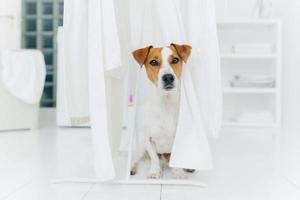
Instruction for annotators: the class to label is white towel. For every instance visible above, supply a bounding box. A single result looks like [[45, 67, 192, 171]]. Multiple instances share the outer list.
[[63, 0, 122, 179], [170, 66, 213, 170], [230, 75, 276, 88], [88, 0, 122, 180], [0, 50, 46, 104], [183, 0, 223, 139], [63, 0, 90, 125], [63, 0, 122, 125]]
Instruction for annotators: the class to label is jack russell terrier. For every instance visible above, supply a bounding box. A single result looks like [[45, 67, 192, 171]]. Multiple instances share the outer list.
[[131, 43, 195, 179]]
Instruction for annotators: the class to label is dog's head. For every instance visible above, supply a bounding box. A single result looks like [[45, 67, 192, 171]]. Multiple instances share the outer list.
[[132, 43, 192, 93]]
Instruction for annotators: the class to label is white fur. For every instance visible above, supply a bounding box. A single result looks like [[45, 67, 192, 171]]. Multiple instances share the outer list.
[[132, 47, 188, 179]]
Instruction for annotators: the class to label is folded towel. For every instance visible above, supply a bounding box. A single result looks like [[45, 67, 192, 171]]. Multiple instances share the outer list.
[[236, 111, 274, 123], [230, 75, 275, 88], [1, 49, 46, 104], [232, 43, 273, 54]]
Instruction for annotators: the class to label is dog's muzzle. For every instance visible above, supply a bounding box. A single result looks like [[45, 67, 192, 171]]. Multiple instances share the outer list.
[[162, 74, 175, 90]]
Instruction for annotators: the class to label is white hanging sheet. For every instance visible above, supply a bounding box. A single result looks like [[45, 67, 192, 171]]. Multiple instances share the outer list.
[[130, 0, 222, 170]]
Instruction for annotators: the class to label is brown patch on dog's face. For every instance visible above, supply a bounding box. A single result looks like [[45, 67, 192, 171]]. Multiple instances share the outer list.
[[168, 46, 184, 79], [132, 45, 153, 66], [143, 47, 163, 84], [170, 43, 192, 63], [132, 46, 163, 84]]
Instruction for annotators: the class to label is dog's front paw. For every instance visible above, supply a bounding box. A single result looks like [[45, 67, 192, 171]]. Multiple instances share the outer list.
[[172, 168, 188, 179], [147, 167, 161, 179], [147, 172, 161, 179], [130, 168, 137, 176], [130, 163, 137, 176], [183, 168, 196, 173]]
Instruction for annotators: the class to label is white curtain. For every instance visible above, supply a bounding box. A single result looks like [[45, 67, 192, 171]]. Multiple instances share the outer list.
[[63, 0, 90, 125], [64, 0, 122, 180], [130, 0, 221, 170]]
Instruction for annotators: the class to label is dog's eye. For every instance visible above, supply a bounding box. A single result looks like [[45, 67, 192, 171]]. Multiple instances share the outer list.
[[149, 60, 158, 66], [171, 57, 179, 64]]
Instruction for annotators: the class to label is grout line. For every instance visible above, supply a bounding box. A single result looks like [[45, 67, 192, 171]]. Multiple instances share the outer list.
[[0, 179, 32, 200], [159, 184, 163, 200], [281, 175, 300, 190], [80, 183, 96, 200]]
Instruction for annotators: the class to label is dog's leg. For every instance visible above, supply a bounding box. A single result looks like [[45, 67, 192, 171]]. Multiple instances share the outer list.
[[130, 144, 145, 176], [130, 162, 138, 176], [160, 153, 170, 169], [183, 169, 196, 173], [172, 168, 188, 179], [146, 138, 161, 179]]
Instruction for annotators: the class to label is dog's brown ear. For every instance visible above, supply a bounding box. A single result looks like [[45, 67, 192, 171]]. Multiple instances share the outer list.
[[171, 43, 192, 63], [132, 45, 153, 67]]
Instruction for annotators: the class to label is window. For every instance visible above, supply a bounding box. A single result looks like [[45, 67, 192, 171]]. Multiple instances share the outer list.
[[22, 0, 64, 107]]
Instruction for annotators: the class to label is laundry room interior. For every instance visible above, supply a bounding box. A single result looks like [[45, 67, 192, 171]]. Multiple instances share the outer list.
[[1, 0, 300, 199]]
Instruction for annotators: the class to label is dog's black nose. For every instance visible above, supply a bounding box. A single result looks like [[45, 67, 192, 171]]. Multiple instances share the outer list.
[[162, 74, 175, 84]]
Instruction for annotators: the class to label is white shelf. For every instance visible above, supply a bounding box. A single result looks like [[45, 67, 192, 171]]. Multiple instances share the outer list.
[[223, 88, 277, 94], [221, 53, 278, 60], [217, 19, 281, 28], [222, 122, 279, 128]]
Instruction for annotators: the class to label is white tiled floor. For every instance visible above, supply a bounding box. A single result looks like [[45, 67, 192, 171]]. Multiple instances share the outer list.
[[1, 108, 300, 200]]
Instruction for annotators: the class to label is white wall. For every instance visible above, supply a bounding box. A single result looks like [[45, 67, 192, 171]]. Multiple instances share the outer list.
[[0, 0, 21, 49], [215, 0, 259, 20], [272, 0, 300, 133], [215, 0, 300, 133]]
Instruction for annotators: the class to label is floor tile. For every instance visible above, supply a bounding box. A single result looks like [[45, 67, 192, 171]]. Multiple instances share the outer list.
[[84, 184, 161, 200], [52, 183, 95, 200], [2, 108, 300, 200]]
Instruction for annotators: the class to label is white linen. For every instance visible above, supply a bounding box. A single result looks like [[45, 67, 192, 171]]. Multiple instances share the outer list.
[[1, 50, 46, 104], [63, 0, 90, 125], [64, 0, 122, 180], [230, 75, 275, 88], [56, 27, 89, 126], [183, 0, 223, 139], [89, 0, 122, 180], [63, 0, 122, 126]]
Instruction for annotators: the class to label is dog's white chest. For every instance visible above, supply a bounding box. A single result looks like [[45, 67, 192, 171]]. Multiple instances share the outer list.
[[144, 94, 179, 154]]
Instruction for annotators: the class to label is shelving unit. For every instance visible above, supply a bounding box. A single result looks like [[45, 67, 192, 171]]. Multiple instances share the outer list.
[[217, 20, 282, 129]]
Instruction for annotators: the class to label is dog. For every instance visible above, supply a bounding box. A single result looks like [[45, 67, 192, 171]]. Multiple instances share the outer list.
[[131, 43, 194, 179]]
